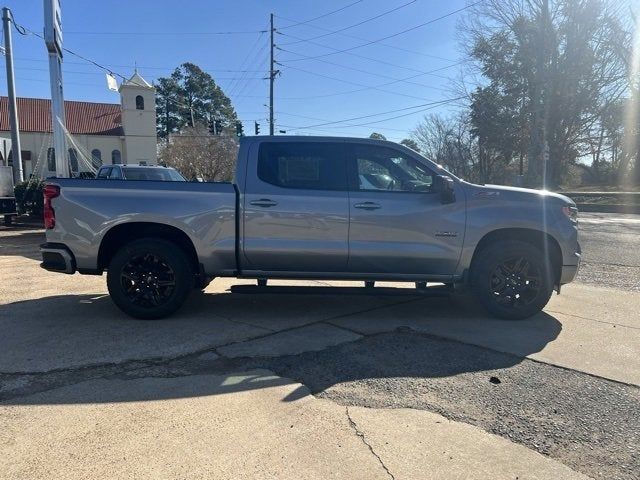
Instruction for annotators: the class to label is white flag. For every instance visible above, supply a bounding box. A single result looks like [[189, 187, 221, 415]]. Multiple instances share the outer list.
[[106, 73, 118, 91]]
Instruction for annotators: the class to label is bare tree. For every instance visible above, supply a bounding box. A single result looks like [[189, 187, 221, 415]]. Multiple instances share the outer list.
[[412, 113, 482, 182], [158, 126, 238, 181]]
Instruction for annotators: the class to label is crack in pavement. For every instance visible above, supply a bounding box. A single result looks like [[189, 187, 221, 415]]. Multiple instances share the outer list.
[[345, 406, 395, 480], [545, 308, 640, 331]]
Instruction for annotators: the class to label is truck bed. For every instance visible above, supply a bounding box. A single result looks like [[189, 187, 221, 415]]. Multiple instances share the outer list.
[[45, 178, 238, 274]]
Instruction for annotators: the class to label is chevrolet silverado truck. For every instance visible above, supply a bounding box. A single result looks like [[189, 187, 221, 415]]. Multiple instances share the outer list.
[[40, 136, 580, 320]]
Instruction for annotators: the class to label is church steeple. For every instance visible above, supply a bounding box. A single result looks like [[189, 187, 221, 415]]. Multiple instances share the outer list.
[[120, 70, 153, 89], [119, 71, 156, 164]]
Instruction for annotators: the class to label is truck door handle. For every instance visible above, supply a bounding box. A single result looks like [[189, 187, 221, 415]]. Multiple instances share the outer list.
[[354, 202, 381, 210], [250, 199, 278, 207]]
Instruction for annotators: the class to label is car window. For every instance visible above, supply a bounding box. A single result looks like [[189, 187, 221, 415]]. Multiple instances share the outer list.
[[108, 167, 122, 179], [97, 167, 111, 179], [258, 142, 347, 191], [351, 145, 434, 193], [122, 168, 185, 181]]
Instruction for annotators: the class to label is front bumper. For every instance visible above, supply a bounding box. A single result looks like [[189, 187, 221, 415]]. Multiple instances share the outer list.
[[40, 243, 76, 274], [560, 242, 581, 285]]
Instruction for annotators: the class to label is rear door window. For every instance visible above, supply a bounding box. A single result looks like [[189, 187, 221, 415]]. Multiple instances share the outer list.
[[257, 142, 347, 191]]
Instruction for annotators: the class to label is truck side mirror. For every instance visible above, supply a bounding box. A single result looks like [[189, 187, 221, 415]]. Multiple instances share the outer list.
[[434, 175, 456, 204]]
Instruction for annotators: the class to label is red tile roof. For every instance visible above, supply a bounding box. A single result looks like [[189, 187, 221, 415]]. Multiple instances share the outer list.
[[0, 96, 123, 136]]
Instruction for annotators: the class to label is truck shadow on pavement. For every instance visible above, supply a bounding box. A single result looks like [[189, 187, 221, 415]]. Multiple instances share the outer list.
[[0, 288, 562, 405]]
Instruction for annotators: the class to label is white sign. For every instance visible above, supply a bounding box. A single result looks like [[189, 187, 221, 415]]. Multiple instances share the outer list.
[[106, 73, 118, 91], [44, 0, 63, 55]]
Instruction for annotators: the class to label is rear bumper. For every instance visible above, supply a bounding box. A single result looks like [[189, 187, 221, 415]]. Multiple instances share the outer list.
[[40, 243, 76, 274]]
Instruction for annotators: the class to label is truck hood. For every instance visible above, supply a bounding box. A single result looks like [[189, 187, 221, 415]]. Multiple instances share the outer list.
[[467, 183, 575, 206]]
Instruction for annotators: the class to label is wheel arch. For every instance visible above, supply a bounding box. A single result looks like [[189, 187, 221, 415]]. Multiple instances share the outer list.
[[469, 228, 563, 286], [98, 222, 199, 273]]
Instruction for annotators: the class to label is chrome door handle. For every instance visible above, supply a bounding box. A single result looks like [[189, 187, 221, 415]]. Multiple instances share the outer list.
[[354, 202, 381, 210], [250, 199, 278, 207]]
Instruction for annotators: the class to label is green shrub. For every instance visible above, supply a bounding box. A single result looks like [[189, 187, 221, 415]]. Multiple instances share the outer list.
[[14, 180, 44, 216]]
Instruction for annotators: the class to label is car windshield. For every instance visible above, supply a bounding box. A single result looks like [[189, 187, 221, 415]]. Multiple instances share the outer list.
[[123, 168, 185, 181]]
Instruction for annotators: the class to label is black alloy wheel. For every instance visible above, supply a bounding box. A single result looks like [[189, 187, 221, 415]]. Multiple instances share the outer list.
[[120, 252, 176, 308], [471, 240, 554, 320], [489, 256, 542, 308], [107, 239, 194, 319]]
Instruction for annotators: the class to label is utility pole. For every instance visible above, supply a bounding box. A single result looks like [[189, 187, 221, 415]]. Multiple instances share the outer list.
[[2, 8, 24, 183], [269, 13, 275, 135], [165, 98, 170, 142]]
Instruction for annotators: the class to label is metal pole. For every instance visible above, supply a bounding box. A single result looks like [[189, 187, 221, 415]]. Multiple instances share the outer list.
[[2, 8, 24, 183], [269, 13, 274, 136], [165, 98, 170, 142], [48, 51, 69, 177]]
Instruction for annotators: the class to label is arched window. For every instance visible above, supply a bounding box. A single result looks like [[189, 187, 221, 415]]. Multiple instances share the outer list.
[[111, 149, 121, 164], [68, 148, 79, 172], [135, 95, 144, 110], [47, 148, 56, 171], [91, 149, 102, 166]]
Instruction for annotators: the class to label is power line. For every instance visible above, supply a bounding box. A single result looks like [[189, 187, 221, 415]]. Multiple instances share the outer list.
[[278, 63, 435, 101], [277, 0, 365, 29], [278, 47, 461, 85], [278, 31, 463, 78], [286, 96, 466, 129], [275, 13, 452, 62], [63, 29, 267, 36], [279, 0, 417, 46], [280, 2, 481, 61], [226, 28, 268, 98], [12, 65, 265, 80], [12, 56, 264, 73], [278, 62, 459, 101]]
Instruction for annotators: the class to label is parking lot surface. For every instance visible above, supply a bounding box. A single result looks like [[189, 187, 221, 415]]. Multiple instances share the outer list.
[[1, 221, 639, 479]]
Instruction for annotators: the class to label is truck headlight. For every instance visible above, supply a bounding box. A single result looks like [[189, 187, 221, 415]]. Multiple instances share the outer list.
[[562, 205, 578, 223]]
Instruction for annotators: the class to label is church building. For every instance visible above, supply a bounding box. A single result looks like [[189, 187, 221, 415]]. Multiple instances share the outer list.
[[0, 71, 157, 178]]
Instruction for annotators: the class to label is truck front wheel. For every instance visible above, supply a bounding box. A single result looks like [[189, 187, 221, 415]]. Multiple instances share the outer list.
[[107, 239, 194, 319], [470, 241, 554, 320]]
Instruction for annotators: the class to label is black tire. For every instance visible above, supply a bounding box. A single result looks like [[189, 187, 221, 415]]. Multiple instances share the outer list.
[[470, 240, 554, 320], [107, 238, 194, 319]]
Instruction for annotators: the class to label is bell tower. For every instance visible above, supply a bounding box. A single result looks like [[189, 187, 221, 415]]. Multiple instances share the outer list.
[[119, 71, 156, 164]]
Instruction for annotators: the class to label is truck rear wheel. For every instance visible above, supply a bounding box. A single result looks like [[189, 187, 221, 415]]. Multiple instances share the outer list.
[[470, 241, 554, 320], [107, 238, 194, 319]]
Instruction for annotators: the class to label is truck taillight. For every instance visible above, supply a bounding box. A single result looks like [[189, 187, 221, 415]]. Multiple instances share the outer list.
[[43, 184, 60, 229]]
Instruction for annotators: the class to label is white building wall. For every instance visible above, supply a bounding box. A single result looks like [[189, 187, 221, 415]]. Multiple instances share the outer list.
[[0, 131, 124, 178]]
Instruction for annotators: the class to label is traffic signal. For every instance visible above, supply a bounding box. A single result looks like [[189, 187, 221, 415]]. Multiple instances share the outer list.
[[254, 121, 260, 135], [236, 121, 244, 137], [208, 118, 223, 135]]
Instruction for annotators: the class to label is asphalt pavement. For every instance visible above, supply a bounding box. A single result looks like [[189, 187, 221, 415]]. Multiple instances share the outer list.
[[577, 212, 640, 291]]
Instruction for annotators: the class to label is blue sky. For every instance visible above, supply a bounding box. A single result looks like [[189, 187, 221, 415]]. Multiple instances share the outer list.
[[1, 0, 471, 141]]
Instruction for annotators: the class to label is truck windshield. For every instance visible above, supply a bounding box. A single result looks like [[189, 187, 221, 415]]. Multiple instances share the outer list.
[[123, 168, 186, 181]]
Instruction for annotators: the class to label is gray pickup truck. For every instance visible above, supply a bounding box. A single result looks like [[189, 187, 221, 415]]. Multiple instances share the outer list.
[[41, 136, 580, 320]]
